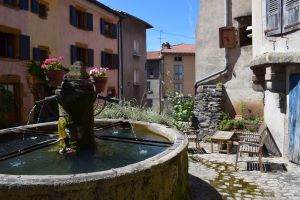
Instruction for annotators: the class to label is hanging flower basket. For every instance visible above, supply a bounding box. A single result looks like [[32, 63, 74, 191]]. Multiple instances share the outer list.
[[93, 77, 108, 93], [46, 70, 65, 87]]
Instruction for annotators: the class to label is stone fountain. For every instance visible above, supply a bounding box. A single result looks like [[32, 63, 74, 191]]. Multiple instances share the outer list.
[[0, 62, 188, 200]]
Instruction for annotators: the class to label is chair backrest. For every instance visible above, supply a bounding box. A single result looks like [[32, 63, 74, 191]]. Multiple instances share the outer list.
[[257, 122, 267, 134], [259, 126, 268, 146]]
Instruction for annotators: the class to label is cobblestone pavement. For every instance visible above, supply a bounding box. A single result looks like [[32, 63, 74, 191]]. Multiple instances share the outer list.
[[186, 142, 300, 200]]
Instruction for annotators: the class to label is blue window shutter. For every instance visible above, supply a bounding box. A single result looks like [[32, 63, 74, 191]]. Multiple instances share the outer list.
[[19, 35, 30, 60], [112, 54, 119, 69], [101, 51, 106, 67], [4, 0, 13, 5], [100, 18, 105, 34], [31, 0, 39, 14], [70, 6, 77, 26], [266, 0, 282, 36], [19, 0, 29, 10], [87, 49, 94, 66], [112, 24, 118, 39], [33, 48, 42, 62], [70, 45, 77, 64], [86, 13, 93, 31]]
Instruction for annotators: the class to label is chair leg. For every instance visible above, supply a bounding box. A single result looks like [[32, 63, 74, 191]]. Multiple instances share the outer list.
[[211, 141, 213, 153], [259, 150, 263, 172], [235, 145, 240, 170]]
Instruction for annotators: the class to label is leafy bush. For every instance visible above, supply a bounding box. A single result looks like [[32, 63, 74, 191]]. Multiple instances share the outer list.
[[169, 93, 194, 122], [219, 112, 262, 131]]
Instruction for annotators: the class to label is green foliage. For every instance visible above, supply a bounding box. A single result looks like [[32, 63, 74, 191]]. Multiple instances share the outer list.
[[169, 93, 194, 122], [27, 60, 47, 82], [95, 101, 191, 132]]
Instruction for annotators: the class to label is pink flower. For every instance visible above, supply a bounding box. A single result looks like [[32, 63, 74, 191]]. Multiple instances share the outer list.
[[41, 64, 46, 69], [58, 56, 64, 61]]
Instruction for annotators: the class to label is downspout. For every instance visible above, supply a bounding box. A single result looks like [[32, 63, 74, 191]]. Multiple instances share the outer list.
[[118, 17, 124, 102], [194, 0, 230, 88]]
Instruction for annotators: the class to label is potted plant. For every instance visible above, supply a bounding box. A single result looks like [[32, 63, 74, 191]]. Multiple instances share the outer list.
[[89, 67, 108, 93], [41, 56, 65, 87]]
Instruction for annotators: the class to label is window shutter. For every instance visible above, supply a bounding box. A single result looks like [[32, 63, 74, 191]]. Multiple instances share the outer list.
[[101, 51, 106, 67], [19, 35, 30, 60], [4, 0, 13, 5], [70, 5, 77, 27], [33, 48, 42, 62], [87, 48, 94, 66], [31, 0, 39, 14], [283, 0, 300, 32], [86, 13, 93, 31], [100, 18, 105, 34], [70, 45, 77, 64], [112, 54, 119, 69], [112, 24, 118, 39], [19, 0, 29, 10], [266, 0, 282, 36]]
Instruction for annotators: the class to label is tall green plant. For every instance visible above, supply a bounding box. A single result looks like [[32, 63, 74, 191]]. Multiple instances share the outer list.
[[169, 93, 194, 122]]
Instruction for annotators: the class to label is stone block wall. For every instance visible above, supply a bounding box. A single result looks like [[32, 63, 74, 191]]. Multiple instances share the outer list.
[[194, 85, 223, 138]]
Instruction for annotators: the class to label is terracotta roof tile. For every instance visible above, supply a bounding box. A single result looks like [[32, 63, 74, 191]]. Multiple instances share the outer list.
[[147, 51, 161, 60], [161, 44, 195, 54]]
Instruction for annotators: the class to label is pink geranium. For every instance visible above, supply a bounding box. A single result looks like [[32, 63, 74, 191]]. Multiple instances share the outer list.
[[42, 56, 64, 71], [89, 67, 107, 79]]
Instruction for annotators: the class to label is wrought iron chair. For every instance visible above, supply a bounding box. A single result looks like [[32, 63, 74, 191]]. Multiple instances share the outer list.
[[235, 123, 268, 172]]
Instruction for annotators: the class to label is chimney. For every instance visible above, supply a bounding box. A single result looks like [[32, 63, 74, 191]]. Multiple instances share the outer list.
[[162, 42, 171, 49]]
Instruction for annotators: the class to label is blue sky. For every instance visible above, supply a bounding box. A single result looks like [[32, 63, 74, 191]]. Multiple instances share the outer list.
[[99, 0, 199, 51]]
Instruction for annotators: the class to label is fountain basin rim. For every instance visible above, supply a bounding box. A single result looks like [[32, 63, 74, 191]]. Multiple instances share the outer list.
[[0, 119, 188, 186]]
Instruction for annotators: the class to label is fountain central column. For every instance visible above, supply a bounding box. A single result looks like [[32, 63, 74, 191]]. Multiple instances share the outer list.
[[56, 62, 96, 150]]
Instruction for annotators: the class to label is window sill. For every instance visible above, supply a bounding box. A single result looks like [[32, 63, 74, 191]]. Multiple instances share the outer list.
[[0, 57, 21, 62]]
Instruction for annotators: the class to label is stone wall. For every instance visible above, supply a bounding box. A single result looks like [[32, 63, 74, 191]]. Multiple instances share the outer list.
[[194, 85, 223, 138]]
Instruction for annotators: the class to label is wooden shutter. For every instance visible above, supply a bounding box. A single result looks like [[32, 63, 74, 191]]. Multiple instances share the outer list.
[[283, 0, 300, 32], [31, 0, 39, 14], [19, 0, 29, 10], [101, 51, 106, 67], [70, 6, 77, 27], [86, 13, 93, 31], [19, 35, 30, 60], [100, 18, 105, 35], [266, 0, 282, 36], [87, 49, 94, 66], [33, 48, 42, 62], [112, 54, 119, 69], [112, 24, 118, 39], [70, 45, 77, 64]]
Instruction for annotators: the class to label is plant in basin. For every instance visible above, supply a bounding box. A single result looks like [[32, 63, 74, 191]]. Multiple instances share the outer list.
[[89, 67, 108, 93]]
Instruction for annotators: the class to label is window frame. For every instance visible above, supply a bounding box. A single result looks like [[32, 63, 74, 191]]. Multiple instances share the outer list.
[[173, 64, 184, 80]]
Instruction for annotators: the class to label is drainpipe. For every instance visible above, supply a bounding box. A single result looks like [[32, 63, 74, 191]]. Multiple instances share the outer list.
[[118, 18, 124, 102], [194, 0, 230, 89]]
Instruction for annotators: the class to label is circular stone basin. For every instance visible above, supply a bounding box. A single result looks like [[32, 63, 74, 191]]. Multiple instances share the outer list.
[[0, 120, 188, 200]]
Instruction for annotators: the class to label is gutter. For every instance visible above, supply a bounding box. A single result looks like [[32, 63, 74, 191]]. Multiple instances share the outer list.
[[194, 0, 230, 88], [118, 17, 124, 102]]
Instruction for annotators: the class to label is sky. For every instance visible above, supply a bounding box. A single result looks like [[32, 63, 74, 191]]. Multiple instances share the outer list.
[[98, 0, 199, 51]]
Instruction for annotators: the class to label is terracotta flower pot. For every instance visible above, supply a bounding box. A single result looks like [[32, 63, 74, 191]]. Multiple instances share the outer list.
[[93, 77, 108, 93], [46, 70, 64, 87]]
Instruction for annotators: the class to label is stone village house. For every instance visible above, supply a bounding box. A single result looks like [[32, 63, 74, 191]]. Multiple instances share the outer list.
[[0, 0, 151, 126], [196, 0, 300, 162]]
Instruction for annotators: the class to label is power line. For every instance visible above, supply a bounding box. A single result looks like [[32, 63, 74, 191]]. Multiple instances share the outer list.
[[148, 29, 195, 40]]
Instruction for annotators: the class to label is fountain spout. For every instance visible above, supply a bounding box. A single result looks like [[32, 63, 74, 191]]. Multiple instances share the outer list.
[[35, 95, 59, 106]]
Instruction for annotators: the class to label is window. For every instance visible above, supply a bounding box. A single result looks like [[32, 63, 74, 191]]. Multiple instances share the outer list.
[[100, 18, 117, 39], [266, 0, 300, 36], [0, 31, 30, 60], [31, 0, 48, 19], [71, 45, 94, 66], [133, 40, 139, 55], [147, 81, 152, 94], [174, 55, 182, 62], [146, 99, 153, 108], [174, 83, 183, 94], [101, 51, 119, 69], [173, 65, 184, 80], [134, 69, 139, 84], [70, 5, 93, 31], [33, 46, 49, 62], [3, 0, 28, 10], [236, 15, 252, 47]]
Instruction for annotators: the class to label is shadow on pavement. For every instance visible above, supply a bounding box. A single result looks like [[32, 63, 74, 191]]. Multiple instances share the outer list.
[[186, 174, 222, 200]]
